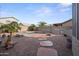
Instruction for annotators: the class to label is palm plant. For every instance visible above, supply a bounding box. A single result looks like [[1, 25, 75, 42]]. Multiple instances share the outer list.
[[0, 21, 21, 40]]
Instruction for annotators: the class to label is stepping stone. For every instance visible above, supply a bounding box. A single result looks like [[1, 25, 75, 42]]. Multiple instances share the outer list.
[[38, 38, 47, 40], [37, 47, 58, 56], [40, 41, 53, 46]]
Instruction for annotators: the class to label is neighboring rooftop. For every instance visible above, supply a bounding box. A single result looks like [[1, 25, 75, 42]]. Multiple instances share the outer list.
[[0, 17, 19, 24], [61, 19, 72, 24], [53, 19, 72, 26]]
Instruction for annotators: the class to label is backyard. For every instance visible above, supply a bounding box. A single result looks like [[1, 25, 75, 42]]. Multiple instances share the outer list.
[[0, 3, 73, 56], [0, 31, 73, 56]]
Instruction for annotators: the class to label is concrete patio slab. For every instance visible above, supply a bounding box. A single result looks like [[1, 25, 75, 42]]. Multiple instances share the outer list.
[[40, 41, 53, 46], [37, 47, 58, 56]]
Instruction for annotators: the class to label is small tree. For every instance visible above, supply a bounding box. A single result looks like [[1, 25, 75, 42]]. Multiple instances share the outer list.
[[28, 24, 36, 31], [38, 21, 47, 30]]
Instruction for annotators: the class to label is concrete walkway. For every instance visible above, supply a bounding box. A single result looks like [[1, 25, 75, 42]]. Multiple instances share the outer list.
[[37, 47, 58, 56]]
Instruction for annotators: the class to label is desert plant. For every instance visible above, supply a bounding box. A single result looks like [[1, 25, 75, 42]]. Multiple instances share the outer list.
[[28, 24, 36, 31], [38, 21, 47, 30]]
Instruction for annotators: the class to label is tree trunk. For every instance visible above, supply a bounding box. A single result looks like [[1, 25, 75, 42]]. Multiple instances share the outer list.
[[9, 32, 12, 40]]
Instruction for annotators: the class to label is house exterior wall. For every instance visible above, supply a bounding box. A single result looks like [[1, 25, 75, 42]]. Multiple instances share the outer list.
[[72, 3, 79, 56]]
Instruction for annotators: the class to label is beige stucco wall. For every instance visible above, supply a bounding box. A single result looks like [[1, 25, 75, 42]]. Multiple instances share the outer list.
[[20, 25, 28, 32]]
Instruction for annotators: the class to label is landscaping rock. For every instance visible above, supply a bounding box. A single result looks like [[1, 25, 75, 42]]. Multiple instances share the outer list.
[[40, 41, 53, 46]]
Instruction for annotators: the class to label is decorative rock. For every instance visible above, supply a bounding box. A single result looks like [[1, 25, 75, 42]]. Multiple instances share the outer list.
[[40, 41, 53, 46], [38, 38, 47, 40], [37, 47, 58, 56], [46, 33, 51, 36]]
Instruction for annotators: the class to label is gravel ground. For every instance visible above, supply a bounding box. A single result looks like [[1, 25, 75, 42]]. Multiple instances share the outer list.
[[0, 34, 73, 56], [0, 37, 40, 56], [47, 35, 73, 56]]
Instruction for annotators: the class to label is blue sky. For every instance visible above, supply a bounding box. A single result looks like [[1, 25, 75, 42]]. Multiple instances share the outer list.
[[0, 3, 72, 24]]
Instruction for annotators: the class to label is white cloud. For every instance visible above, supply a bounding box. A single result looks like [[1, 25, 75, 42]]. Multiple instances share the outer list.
[[58, 3, 72, 12], [36, 7, 51, 14], [35, 7, 52, 16], [60, 8, 71, 12], [59, 3, 72, 7]]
